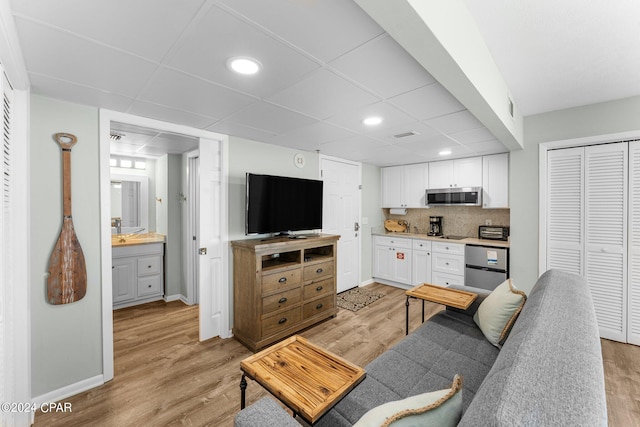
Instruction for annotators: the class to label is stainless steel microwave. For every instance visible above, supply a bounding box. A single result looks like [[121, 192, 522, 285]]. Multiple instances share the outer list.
[[425, 187, 482, 206]]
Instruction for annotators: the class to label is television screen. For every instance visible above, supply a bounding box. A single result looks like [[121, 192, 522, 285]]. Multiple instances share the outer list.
[[246, 173, 323, 235]]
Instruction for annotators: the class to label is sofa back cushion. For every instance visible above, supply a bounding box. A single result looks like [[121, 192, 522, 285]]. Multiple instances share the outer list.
[[458, 269, 607, 426]]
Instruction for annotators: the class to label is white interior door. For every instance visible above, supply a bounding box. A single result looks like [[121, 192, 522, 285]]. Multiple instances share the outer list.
[[320, 156, 361, 293], [198, 138, 228, 341], [628, 141, 640, 345]]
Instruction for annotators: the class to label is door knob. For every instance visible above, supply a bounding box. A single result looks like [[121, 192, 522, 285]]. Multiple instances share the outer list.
[[199, 247, 207, 255], [354, 222, 360, 231]]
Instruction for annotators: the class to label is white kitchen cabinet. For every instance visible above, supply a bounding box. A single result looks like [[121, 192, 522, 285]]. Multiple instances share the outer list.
[[482, 153, 509, 208], [381, 163, 428, 208], [373, 236, 413, 285], [428, 157, 482, 189], [412, 239, 431, 284], [431, 241, 465, 287], [112, 242, 165, 309]]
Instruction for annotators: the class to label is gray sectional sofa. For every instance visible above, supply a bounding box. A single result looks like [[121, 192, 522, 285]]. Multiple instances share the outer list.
[[235, 269, 607, 426]]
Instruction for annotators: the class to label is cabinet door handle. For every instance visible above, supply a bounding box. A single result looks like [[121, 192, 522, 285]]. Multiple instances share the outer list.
[[316, 285, 323, 291], [278, 318, 287, 325], [278, 297, 287, 304], [445, 262, 450, 266], [278, 277, 287, 283], [148, 285, 152, 288], [316, 268, 323, 274], [148, 265, 152, 269], [316, 303, 323, 310]]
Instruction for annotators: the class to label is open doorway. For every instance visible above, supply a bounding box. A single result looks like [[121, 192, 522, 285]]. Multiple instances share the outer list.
[[99, 110, 230, 382]]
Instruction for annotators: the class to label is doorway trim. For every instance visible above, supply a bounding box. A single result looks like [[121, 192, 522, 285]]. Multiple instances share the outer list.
[[99, 109, 229, 381]]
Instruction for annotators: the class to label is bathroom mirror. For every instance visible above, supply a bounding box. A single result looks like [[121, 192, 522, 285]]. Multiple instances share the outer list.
[[110, 174, 149, 234]]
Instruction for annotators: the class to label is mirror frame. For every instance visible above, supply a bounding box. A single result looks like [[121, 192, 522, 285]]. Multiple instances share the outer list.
[[111, 173, 149, 233]]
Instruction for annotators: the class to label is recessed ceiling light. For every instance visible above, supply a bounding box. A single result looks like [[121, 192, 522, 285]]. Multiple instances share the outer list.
[[363, 116, 383, 126], [227, 57, 262, 75], [439, 150, 452, 156]]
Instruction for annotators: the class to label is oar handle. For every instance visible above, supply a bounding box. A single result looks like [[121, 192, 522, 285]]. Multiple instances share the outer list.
[[54, 133, 77, 150], [54, 133, 77, 217]]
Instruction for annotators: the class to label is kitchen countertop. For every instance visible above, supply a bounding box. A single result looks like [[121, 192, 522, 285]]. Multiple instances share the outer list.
[[111, 232, 166, 247], [372, 231, 510, 248]]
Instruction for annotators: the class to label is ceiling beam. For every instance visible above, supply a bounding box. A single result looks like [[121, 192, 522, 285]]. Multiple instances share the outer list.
[[355, 0, 524, 151]]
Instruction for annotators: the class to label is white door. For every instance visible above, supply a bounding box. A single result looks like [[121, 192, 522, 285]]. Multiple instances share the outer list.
[[320, 156, 361, 293], [628, 141, 640, 345], [198, 138, 228, 341]]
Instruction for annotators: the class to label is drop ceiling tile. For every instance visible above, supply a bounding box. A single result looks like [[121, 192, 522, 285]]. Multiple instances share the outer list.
[[217, 0, 384, 63], [110, 142, 144, 156], [389, 83, 465, 121], [143, 135, 199, 154], [224, 101, 316, 134], [128, 101, 217, 129], [449, 127, 497, 145], [29, 73, 135, 111], [330, 35, 435, 98], [367, 121, 441, 143], [15, 18, 157, 97], [392, 133, 455, 153], [325, 101, 416, 134], [320, 134, 389, 154], [168, 4, 320, 99], [360, 145, 429, 166], [206, 120, 277, 142], [268, 122, 357, 149], [425, 110, 484, 134], [466, 140, 509, 155], [11, 0, 206, 62], [267, 69, 380, 119], [140, 68, 256, 119]]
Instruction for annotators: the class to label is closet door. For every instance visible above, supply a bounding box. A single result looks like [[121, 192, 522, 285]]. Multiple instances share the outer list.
[[584, 143, 627, 342], [628, 141, 640, 345], [546, 147, 584, 275]]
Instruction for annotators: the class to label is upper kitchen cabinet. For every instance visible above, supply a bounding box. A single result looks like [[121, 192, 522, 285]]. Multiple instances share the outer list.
[[428, 157, 482, 189], [482, 153, 509, 209], [381, 163, 429, 208]]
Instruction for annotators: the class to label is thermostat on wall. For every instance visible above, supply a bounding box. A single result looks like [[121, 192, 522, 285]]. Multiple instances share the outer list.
[[293, 153, 305, 168]]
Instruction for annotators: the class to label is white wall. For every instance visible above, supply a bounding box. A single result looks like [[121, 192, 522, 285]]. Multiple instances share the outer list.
[[29, 95, 102, 397], [361, 163, 383, 282], [511, 95, 640, 293]]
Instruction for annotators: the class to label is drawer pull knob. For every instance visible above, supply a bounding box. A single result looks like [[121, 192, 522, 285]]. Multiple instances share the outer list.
[[316, 268, 323, 274], [278, 318, 287, 324], [316, 285, 323, 291], [148, 285, 152, 288], [316, 303, 323, 309], [278, 297, 287, 304], [148, 265, 152, 268], [278, 277, 287, 283], [445, 262, 449, 266]]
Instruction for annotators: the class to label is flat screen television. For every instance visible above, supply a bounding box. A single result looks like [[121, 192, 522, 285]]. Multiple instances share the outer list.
[[245, 173, 323, 235]]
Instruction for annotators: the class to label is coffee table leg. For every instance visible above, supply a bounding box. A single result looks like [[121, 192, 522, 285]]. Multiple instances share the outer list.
[[422, 300, 425, 323], [405, 296, 410, 335], [240, 374, 247, 409]]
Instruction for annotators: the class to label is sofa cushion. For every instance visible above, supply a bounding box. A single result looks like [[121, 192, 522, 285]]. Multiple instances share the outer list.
[[473, 278, 526, 347], [353, 375, 463, 427]]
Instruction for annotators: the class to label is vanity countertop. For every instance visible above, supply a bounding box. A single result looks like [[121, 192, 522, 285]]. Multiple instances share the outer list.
[[111, 232, 165, 247]]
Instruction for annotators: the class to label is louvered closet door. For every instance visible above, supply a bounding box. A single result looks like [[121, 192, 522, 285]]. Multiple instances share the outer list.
[[585, 143, 627, 342], [628, 141, 640, 345], [547, 148, 584, 275]]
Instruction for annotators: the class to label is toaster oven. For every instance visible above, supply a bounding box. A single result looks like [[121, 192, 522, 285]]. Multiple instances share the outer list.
[[478, 225, 509, 241]]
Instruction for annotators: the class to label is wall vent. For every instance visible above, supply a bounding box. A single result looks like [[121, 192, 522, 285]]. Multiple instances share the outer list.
[[110, 132, 125, 141]]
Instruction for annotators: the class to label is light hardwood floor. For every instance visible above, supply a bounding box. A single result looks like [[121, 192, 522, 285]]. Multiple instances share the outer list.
[[34, 283, 640, 426]]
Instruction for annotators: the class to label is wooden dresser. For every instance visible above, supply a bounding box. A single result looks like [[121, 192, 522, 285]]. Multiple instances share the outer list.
[[231, 234, 339, 352]]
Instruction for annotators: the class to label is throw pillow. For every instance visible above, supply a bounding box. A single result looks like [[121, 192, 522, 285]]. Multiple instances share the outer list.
[[473, 278, 527, 347], [353, 375, 463, 427]]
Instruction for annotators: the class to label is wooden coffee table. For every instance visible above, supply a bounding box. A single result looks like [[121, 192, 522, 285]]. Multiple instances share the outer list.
[[240, 335, 366, 425], [405, 283, 478, 335]]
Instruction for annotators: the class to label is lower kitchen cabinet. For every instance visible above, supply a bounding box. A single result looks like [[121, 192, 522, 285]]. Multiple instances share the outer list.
[[431, 242, 465, 287], [412, 239, 432, 284], [373, 235, 413, 285], [112, 242, 165, 309]]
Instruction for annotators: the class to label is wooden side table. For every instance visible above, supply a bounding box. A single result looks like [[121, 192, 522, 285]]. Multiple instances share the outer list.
[[240, 335, 366, 425], [405, 283, 478, 335]]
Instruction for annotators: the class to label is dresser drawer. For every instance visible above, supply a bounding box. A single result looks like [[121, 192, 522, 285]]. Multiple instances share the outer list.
[[137, 275, 163, 296], [262, 288, 301, 315], [262, 269, 301, 294], [431, 241, 465, 255], [303, 261, 334, 282], [303, 278, 334, 300], [412, 239, 431, 251], [137, 255, 162, 276], [262, 307, 301, 337], [303, 294, 334, 319], [431, 271, 464, 288]]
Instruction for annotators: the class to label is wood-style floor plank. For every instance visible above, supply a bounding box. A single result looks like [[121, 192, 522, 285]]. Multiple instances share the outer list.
[[33, 283, 640, 426]]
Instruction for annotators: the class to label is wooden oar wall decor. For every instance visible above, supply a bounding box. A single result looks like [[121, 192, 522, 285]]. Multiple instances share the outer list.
[[47, 132, 87, 305]]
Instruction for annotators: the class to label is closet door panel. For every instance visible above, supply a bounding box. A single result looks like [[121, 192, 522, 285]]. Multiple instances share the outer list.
[[628, 141, 640, 345], [585, 143, 627, 342], [546, 148, 584, 275]]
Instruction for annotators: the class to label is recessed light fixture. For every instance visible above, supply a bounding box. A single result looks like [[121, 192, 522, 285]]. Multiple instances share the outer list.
[[227, 57, 262, 75], [439, 150, 452, 156], [362, 116, 383, 126]]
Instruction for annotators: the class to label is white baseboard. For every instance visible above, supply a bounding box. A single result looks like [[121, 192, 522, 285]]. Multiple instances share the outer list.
[[360, 278, 375, 286], [32, 374, 104, 407], [163, 294, 183, 303]]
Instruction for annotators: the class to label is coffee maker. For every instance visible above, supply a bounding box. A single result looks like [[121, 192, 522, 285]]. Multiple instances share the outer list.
[[428, 216, 443, 236]]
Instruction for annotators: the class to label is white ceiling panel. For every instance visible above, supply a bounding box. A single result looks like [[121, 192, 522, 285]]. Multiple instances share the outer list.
[[330, 34, 436, 99], [425, 110, 484, 134], [267, 69, 380, 120], [389, 83, 466, 121], [11, 0, 206, 63], [216, 0, 384, 63], [224, 101, 316, 134], [369, 122, 441, 145], [139, 67, 256, 119], [206, 120, 277, 143], [360, 144, 429, 167], [266, 122, 357, 150], [325, 101, 416, 134], [167, 4, 321, 99], [450, 127, 497, 145], [14, 18, 157, 97], [128, 101, 217, 130]]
